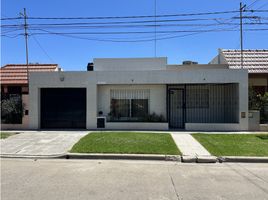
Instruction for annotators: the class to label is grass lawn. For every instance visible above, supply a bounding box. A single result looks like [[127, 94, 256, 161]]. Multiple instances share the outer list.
[[192, 133, 268, 157], [0, 132, 18, 139], [71, 132, 181, 155]]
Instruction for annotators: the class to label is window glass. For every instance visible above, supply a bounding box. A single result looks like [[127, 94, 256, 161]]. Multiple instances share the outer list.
[[131, 99, 148, 119], [110, 99, 130, 121], [109, 89, 149, 122]]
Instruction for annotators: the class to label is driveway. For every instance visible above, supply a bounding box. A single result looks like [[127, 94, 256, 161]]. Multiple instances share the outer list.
[[0, 131, 88, 156]]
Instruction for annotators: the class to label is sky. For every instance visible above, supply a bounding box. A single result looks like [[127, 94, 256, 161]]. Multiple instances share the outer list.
[[1, 0, 268, 71]]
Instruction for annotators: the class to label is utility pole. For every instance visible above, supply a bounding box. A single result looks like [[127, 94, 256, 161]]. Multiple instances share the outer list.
[[21, 8, 29, 83], [239, 2, 246, 69], [154, 0, 157, 57]]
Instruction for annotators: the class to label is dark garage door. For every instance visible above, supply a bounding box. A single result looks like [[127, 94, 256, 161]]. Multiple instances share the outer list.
[[41, 88, 86, 129]]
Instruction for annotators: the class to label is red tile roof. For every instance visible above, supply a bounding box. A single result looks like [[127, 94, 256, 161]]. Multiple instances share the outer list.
[[0, 64, 59, 85], [221, 49, 268, 73]]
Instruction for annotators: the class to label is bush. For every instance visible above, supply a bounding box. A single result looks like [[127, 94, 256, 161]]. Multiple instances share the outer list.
[[249, 88, 268, 123], [143, 112, 166, 122], [1, 96, 24, 124]]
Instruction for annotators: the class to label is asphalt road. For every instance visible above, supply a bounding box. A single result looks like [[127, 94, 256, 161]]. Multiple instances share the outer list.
[[1, 159, 268, 200]]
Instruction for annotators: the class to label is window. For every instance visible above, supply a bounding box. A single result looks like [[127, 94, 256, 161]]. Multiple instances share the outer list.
[[109, 89, 149, 121]]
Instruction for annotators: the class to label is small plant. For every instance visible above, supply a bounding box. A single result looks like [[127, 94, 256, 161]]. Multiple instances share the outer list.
[[143, 112, 166, 122]]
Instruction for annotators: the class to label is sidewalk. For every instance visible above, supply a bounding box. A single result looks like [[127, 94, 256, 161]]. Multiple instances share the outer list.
[[171, 133, 217, 162]]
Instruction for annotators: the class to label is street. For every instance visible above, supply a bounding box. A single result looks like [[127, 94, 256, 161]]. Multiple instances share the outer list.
[[1, 158, 268, 200]]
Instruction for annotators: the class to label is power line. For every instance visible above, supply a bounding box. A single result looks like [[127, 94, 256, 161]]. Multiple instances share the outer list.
[[2, 9, 267, 21], [25, 28, 268, 35], [2, 22, 268, 30], [1, 17, 21, 20], [0, 10, 244, 21], [247, 0, 261, 9], [25, 27, 238, 43], [2, 27, 267, 42], [30, 34, 55, 63], [0, 17, 247, 27]]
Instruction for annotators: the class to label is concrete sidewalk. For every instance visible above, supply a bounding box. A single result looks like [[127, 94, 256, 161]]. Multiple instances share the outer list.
[[0, 131, 88, 156], [171, 133, 216, 162], [171, 133, 211, 156]]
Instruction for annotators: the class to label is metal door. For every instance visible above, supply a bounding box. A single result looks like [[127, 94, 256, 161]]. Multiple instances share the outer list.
[[169, 89, 184, 129], [41, 88, 86, 129]]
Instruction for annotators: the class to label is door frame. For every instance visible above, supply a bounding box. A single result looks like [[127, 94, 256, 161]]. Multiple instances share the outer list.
[[167, 87, 186, 129]]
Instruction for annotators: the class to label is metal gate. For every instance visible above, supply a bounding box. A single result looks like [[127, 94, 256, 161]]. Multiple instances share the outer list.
[[41, 88, 86, 129], [168, 89, 184, 129]]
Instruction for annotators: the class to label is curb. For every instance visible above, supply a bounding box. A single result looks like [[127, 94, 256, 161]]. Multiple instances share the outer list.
[[2, 153, 268, 163], [218, 156, 268, 163], [65, 153, 181, 161], [0, 153, 180, 162], [0, 154, 66, 159], [181, 155, 197, 163], [181, 155, 218, 163], [197, 156, 217, 163]]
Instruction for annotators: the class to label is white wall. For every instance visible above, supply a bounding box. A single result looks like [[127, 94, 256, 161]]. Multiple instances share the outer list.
[[94, 57, 167, 71], [97, 84, 166, 119]]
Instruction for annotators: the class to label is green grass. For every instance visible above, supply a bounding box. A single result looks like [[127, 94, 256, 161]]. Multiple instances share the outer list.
[[0, 132, 18, 139], [71, 132, 181, 155], [192, 133, 268, 157]]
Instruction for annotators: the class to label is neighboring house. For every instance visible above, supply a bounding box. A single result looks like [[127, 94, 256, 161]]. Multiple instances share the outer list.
[[1, 64, 60, 129], [29, 57, 248, 131], [210, 49, 268, 94]]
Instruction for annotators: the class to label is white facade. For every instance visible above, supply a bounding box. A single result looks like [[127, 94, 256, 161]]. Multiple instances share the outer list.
[[29, 58, 249, 131], [94, 57, 167, 71]]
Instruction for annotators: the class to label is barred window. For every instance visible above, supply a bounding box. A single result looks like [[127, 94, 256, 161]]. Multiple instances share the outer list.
[[109, 89, 149, 121]]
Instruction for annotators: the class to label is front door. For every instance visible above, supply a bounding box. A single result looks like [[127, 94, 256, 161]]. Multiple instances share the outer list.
[[168, 89, 184, 129]]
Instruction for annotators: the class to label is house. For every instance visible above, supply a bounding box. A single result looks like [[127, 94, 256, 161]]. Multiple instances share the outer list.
[[28, 57, 248, 131], [209, 49, 268, 94], [1, 64, 60, 129]]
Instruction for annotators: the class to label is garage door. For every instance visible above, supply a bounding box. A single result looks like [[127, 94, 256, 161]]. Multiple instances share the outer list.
[[41, 88, 86, 129]]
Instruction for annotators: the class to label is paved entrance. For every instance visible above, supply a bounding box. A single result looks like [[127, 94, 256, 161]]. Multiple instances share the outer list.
[[0, 131, 88, 156], [171, 133, 211, 156]]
